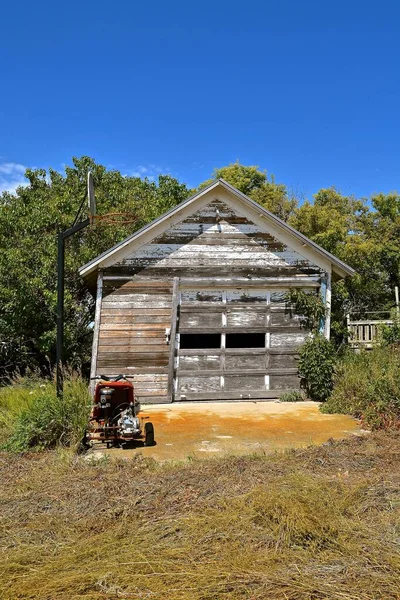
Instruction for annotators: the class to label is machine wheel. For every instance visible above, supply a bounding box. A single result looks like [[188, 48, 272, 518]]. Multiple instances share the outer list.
[[144, 422, 155, 446], [79, 429, 90, 453]]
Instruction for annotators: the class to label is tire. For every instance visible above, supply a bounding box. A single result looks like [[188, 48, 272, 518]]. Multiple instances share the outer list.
[[144, 422, 155, 446], [79, 429, 90, 453]]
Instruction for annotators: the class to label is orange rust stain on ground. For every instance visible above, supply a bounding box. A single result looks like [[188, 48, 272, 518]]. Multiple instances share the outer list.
[[94, 402, 362, 462]]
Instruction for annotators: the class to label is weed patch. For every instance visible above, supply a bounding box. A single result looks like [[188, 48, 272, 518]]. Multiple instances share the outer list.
[[0, 373, 90, 451], [322, 346, 400, 429]]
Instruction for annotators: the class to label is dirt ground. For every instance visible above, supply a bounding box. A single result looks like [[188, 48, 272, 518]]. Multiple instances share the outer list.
[[91, 401, 362, 461]]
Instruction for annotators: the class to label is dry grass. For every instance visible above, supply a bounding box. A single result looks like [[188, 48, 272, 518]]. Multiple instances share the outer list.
[[1, 431, 400, 599]]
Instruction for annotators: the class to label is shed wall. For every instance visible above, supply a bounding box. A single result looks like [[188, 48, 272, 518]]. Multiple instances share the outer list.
[[94, 198, 325, 402]]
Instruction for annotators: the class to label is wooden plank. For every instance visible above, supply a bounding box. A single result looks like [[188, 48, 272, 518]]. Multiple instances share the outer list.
[[107, 266, 322, 279], [101, 315, 171, 324], [103, 276, 174, 287], [97, 353, 169, 368], [176, 368, 298, 377], [177, 391, 285, 401], [226, 311, 267, 328], [138, 395, 172, 404], [180, 305, 270, 313], [128, 374, 168, 382], [100, 323, 171, 331], [178, 348, 265, 356], [224, 354, 266, 371], [269, 353, 299, 370], [178, 375, 221, 394], [135, 390, 169, 397], [100, 330, 165, 338], [181, 290, 224, 303], [167, 277, 179, 402], [101, 301, 172, 309], [270, 332, 308, 347], [96, 367, 168, 376], [180, 312, 222, 328], [103, 293, 172, 303], [104, 285, 172, 295], [269, 312, 303, 327], [224, 375, 266, 392], [98, 338, 167, 347], [98, 344, 169, 353], [101, 308, 171, 316], [122, 257, 315, 268], [90, 271, 103, 394], [178, 326, 304, 334], [177, 346, 300, 356], [270, 374, 301, 390], [178, 355, 221, 372], [179, 277, 321, 288]]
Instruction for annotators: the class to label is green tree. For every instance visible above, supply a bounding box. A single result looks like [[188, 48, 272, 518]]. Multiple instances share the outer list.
[[0, 157, 190, 378], [200, 162, 297, 221], [290, 187, 400, 342]]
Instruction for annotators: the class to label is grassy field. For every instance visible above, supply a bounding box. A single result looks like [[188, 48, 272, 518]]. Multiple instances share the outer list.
[[1, 431, 400, 600]]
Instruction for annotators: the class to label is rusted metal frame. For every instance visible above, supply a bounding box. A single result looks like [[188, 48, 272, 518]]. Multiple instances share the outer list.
[[167, 277, 180, 402]]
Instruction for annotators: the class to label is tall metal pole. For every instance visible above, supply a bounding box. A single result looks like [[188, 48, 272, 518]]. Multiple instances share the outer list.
[[56, 218, 90, 398], [56, 232, 65, 397], [56, 172, 94, 398]]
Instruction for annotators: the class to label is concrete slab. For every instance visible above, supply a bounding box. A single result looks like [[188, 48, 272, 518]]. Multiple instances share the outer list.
[[91, 401, 363, 462]]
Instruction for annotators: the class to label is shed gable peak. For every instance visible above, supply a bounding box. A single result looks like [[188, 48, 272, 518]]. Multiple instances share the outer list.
[[107, 197, 322, 279], [79, 179, 355, 279]]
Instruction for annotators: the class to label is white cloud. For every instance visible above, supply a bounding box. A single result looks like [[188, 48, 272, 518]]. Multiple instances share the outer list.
[[0, 162, 28, 194], [130, 164, 171, 180]]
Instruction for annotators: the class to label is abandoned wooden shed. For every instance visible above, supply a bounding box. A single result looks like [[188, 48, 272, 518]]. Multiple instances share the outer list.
[[79, 179, 355, 403]]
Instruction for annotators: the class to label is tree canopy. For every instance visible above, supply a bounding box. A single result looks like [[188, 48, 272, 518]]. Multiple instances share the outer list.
[[0, 157, 398, 378]]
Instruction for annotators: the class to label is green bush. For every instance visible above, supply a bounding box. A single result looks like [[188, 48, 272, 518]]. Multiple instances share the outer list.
[[285, 289, 326, 332], [381, 322, 400, 346], [321, 346, 400, 429], [0, 373, 91, 451], [279, 390, 305, 402], [298, 334, 337, 402]]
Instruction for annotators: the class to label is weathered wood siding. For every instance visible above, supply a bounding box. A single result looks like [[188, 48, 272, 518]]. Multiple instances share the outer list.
[[96, 280, 172, 402], [94, 198, 324, 401], [175, 287, 308, 400], [108, 200, 323, 279]]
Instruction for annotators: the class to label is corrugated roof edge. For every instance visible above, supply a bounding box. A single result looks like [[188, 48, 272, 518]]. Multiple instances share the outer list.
[[79, 178, 355, 278]]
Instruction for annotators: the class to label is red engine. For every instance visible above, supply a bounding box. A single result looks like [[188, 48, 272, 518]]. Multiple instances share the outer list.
[[86, 375, 154, 448]]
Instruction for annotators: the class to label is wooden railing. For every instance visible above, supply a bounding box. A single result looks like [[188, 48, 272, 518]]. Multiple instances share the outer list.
[[347, 312, 393, 348]]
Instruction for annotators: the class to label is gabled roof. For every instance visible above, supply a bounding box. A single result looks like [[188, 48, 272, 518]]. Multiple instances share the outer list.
[[79, 178, 355, 280]]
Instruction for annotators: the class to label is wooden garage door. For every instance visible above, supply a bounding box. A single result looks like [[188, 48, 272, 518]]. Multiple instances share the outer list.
[[174, 288, 309, 401]]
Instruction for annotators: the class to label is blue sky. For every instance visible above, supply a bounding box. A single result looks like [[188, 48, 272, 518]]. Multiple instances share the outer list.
[[1, 0, 399, 201]]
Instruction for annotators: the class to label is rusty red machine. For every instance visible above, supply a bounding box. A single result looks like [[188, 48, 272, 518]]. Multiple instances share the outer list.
[[85, 375, 155, 448]]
